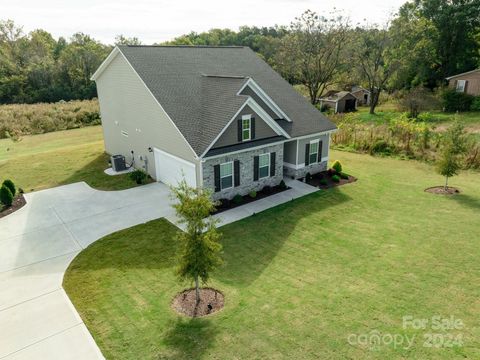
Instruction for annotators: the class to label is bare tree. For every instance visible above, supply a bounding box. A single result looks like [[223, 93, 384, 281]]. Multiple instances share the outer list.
[[276, 10, 350, 104], [354, 25, 400, 114]]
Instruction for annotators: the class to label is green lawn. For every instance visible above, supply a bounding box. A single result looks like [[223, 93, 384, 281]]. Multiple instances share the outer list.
[[64, 150, 480, 359], [0, 126, 140, 192]]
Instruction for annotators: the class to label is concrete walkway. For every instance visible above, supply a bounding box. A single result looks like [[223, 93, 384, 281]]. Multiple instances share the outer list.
[[0, 182, 175, 360], [166, 177, 319, 228], [0, 178, 317, 359]]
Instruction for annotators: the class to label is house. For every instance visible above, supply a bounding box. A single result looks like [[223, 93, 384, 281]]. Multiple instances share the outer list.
[[446, 68, 480, 96], [319, 90, 357, 113], [350, 86, 370, 105], [91, 45, 337, 200]]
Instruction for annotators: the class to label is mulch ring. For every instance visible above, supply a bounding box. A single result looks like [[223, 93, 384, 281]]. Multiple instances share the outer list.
[[425, 186, 460, 195], [0, 194, 26, 219], [172, 288, 224, 318], [304, 170, 357, 189]]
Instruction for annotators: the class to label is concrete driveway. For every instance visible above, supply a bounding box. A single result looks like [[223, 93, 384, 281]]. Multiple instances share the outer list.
[[0, 182, 174, 359]]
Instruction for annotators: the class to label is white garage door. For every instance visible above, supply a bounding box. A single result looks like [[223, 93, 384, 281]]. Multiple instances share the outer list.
[[153, 148, 197, 188]]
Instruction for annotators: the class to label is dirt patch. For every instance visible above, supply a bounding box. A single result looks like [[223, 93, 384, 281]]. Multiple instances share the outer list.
[[425, 186, 460, 195], [0, 194, 26, 219], [172, 288, 224, 318], [304, 170, 357, 189]]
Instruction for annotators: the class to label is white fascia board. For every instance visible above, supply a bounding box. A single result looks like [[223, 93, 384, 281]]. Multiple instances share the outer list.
[[237, 78, 293, 122], [199, 97, 290, 159], [446, 68, 480, 80], [290, 130, 337, 141], [246, 98, 290, 139], [118, 51, 199, 160], [90, 47, 120, 81]]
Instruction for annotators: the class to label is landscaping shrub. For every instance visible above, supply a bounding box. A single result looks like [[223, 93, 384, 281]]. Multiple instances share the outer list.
[[0, 185, 13, 206], [129, 169, 147, 184], [2, 179, 16, 196], [442, 89, 474, 112], [471, 97, 480, 111], [278, 180, 287, 190], [332, 160, 342, 173], [339, 172, 349, 180], [232, 194, 244, 205], [262, 185, 272, 194], [332, 174, 340, 183], [305, 172, 312, 182], [249, 190, 257, 198], [320, 178, 328, 186]]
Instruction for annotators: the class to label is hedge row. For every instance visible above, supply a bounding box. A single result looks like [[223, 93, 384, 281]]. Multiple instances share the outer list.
[[0, 99, 100, 139]]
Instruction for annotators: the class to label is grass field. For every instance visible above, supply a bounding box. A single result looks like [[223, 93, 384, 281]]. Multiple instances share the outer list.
[[64, 150, 480, 359], [0, 126, 138, 192]]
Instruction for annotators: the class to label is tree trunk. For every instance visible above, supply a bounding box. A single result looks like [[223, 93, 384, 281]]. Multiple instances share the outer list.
[[194, 275, 200, 304], [445, 176, 449, 191]]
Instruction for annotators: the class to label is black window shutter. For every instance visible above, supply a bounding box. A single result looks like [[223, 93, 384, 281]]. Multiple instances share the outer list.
[[253, 156, 259, 181], [251, 117, 256, 140], [237, 119, 242, 142], [214, 165, 220, 192], [234, 160, 240, 187], [464, 80, 469, 92], [270, 152, 276, 176], [318, 141, 323, 162], [305, 143, 310, 166]]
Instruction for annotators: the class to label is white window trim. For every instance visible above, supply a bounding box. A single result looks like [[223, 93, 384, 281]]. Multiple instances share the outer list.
[[220, 161, 234, 190], [309, 139, 319, 164], [258, 153, 270, 179], [242, 114, 251, 141], [456, 80, 466, 93]]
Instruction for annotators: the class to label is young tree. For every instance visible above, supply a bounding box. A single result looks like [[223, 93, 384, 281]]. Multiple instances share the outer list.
[[436, 121, 467, 190], [276, 10, 350, 104], [171, 179, 223, 304]]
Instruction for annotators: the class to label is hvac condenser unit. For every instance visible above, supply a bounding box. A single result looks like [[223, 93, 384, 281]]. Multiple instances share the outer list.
[[111, 155, 127, 172]]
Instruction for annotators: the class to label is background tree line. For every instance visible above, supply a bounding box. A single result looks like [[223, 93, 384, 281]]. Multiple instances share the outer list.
[[1, 0, 479, 105]]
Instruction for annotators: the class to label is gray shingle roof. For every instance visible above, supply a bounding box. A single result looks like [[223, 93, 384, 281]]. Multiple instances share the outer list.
[[118, 45, 336, 156]]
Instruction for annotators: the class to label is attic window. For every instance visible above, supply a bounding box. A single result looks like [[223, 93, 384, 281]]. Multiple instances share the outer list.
[[456, 80, 466, 93], [242, 115, 251, 141]]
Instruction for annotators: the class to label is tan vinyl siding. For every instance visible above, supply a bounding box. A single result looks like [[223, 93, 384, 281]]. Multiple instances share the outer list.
[[212, 105, 278, 148], [95, 53, 199, 182], [448, 71, 480, 96]]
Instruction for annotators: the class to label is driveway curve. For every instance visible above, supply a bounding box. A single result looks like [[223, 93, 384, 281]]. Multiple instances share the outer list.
[[0, 182, 174, 360]]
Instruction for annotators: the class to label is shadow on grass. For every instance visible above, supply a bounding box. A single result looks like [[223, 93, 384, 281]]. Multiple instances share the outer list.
[[67, 219, 179, 272], [450, 193, 480, 211], [159, 318, 216, 360], [216, 188, 352, 287], [60, 153, 140, 191]]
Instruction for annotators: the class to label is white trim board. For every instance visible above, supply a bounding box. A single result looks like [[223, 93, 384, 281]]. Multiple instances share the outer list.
[[90, 47, 120, 81], [237, 78, 292, 122], [202, 139, 285, 160]]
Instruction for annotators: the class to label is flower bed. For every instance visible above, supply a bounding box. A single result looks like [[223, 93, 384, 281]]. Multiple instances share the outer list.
[[212, 182, 290, 214]]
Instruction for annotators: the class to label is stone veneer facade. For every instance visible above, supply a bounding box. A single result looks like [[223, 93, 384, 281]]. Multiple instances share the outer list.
[[202, 143, 284, 200], [283, 160, 328, 179]]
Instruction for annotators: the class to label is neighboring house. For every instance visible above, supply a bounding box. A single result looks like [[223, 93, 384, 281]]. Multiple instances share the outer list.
[[319, 91, 357, 113], [91, 45, 336, 200], [446, 68, 480, 96], [351, 86, 370, 105]]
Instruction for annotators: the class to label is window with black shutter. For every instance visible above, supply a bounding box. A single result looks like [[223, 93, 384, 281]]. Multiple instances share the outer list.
[[234, 160, 240, 187], [214, 164, 220, 192]]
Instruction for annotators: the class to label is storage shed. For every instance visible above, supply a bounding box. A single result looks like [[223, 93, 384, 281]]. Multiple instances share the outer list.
[[351, 86, 370, 105], [319, 91, 357, 113]]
